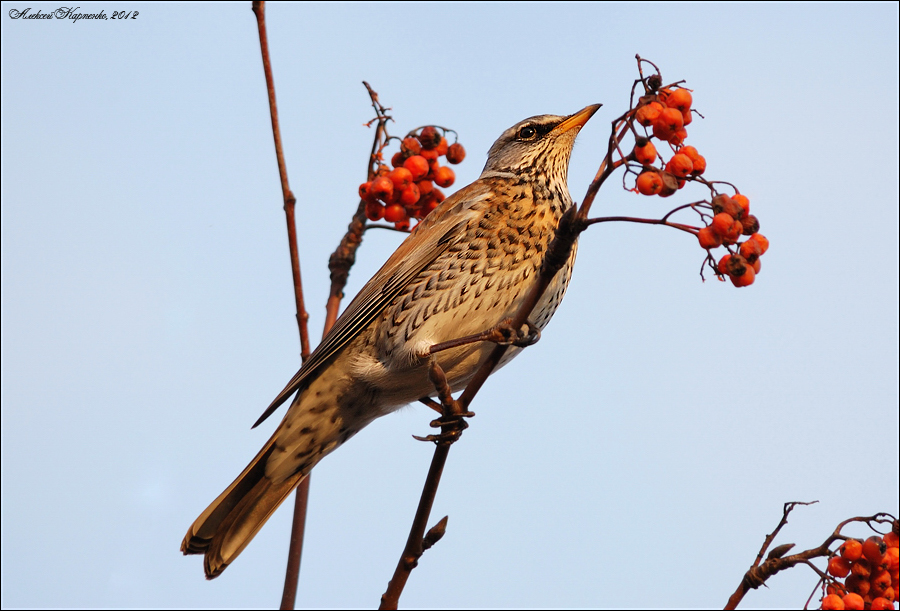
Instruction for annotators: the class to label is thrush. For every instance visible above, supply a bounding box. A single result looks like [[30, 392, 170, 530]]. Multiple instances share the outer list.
[[182, 103, 601, 578]]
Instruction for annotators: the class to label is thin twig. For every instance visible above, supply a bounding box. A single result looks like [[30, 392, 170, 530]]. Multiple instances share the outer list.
[[251, 3, 313, 608]]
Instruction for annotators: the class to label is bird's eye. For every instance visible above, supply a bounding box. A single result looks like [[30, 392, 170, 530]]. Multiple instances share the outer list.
[[517, 125, 537, 140]]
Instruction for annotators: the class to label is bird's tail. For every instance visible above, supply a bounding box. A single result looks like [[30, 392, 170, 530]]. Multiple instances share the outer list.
[[181, 435, 306, 579]]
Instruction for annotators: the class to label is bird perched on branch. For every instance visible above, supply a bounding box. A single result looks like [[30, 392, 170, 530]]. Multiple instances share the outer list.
[[182, 104, 600, 578]]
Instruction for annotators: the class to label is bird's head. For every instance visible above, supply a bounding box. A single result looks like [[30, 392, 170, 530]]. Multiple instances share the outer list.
[[481, 104, 601, 186]]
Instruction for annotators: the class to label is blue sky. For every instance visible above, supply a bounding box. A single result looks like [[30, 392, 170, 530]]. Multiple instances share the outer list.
[[2, 3, 898, 609]]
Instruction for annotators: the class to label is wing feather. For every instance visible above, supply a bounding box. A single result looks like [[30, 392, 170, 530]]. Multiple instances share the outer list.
[[252, 181, 493, 428]]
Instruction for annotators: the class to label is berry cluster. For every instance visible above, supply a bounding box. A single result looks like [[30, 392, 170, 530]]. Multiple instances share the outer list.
[[625, 78, 768, 288], [632, 86, 702, 197], [822, 523, 900, 610], [360, 126, 466, 230], [702, 194, 769, 287]]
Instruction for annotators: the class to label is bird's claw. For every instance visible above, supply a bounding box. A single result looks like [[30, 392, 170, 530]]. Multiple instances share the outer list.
[[493, 320, 541, 348], [413, 409, 474, 445]]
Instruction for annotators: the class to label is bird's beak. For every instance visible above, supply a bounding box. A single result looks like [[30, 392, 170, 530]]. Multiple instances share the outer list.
[[554, 103, 602, 134]]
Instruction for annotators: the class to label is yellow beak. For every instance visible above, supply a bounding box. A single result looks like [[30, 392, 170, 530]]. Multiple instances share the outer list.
[[554, 103, 602, 134]]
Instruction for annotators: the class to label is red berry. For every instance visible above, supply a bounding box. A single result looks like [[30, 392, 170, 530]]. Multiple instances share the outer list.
[[418, 126, 441, 150], [665, 153, 694, 178], [433, 165, 455, 188], [370, 176, 394, 201], [399, 183, 420, 207], [403, 155, 430, 181], [388, 167, 413, 191], [635, 171, 663, 196], [697, 226, 722, 249], [634, 140, 657, 164], [401, 137, 421, 156], [864, 537, 888, 564], [364, 199, 384, 221], [446, 142, 466, 164], [383, 203, 407, 223]]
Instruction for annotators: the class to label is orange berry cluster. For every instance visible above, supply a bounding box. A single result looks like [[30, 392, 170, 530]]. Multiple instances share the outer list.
[[632, 86, 704, 198], [700, 193, 768, 287], [359, 126, 466, 229], [822, 524, 900, 610]]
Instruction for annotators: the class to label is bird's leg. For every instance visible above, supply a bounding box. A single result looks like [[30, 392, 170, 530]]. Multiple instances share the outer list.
[[413, 359, 474, 445], [422, 318, 541, 357]]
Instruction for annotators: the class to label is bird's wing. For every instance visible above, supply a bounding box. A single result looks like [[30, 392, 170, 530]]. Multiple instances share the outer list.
[[252, 180, 494, 428]]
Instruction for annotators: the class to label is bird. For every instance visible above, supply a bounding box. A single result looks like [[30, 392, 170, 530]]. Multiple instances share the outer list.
[[181, 103, 601, 579]]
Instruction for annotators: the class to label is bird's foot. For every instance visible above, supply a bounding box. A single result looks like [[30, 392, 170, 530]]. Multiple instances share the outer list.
[[491, 319, 541, 348]]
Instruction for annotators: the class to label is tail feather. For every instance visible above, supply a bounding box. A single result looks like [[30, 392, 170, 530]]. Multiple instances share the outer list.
[[181, 436, 306, 579]]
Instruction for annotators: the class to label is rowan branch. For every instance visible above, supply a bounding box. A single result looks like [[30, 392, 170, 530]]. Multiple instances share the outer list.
[[723, 506, 896, 610]]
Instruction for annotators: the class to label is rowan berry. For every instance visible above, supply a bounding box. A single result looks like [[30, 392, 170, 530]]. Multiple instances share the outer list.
[[364, 199, 384, 221], [740, 239, 763, 263], [821, 593, 845, 609], [829, 556, 853, 578], [697, 226, 722, 249], [690, 154, 706, 174], [842, 540, 865, 562], [383, 203, 406, 223], [681, 110, 693, 126], [418, 126, 441, 150], [847, 574, 870, 596], [852, 559, 872, 579], [740, 215, 759, 235], [711, 194, 744, 219], [717, 254, 732, 276], [416, 179, 434, 196], [870, 598, 894, 610], [711, 212, 736, 237], [420, 148, 440, 162], [872, 570, 892, 596], [403, 155, 429, 181], [370, 175, 394, 201], [401, 136, 421, 156], [665, 153, 694, 178], [394, 217, 410, 231], [842, 593, 865, 610], [748, 233, 769, 255], [359, 181, 374, 200], [886, 547, 899, 572], [865, 537, 888, 564], [653, 108, 684, 139], [399, 184, 420, 207], [435, 137, 448, 156], [636, 171, 663, 196], [433, 165, 455, 188], [634, 139, 657, 164], [730, 265, 756, 287], [388, 167, 413, 191], [391, 151, 407, 168], [668, 88, 693, 112], [635, 102, 663, 127], [446, 142, 466, 164], [884, 532, 899, 549]]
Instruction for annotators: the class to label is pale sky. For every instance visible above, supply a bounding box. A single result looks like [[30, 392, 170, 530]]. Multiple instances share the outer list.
[[2, 3, 898, 609]]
